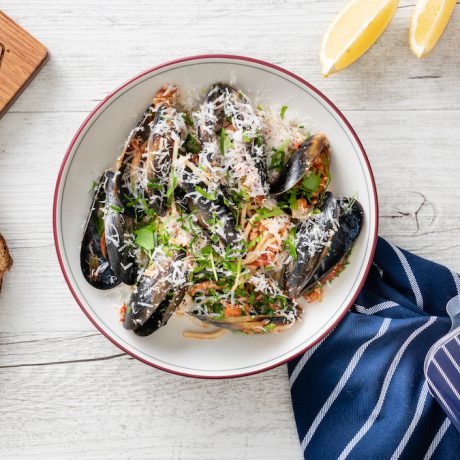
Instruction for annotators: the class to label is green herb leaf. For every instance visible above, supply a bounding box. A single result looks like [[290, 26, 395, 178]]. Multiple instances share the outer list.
[[288, 189, 298, 212], [285, 227, 297, 260], [270, 149, 285, 171], [219, 128, 226, 154], [269, 139, 290, 170], [95, 216, 105, 237], [280, 105, 288, 119], [182, 112, 194, 127], [183, 133, 200, 154], [300, 173, 321, 193], [147, 179, 163, 191], [219, 129, 234, 154], [90, 180, 98, 192], [134, 226, 155, 251], [166, 173, 177, 207], [247, 236, 262, 249], [109, 204, 123, 213], [263, 323, 277, 332], [195, 185, 216, 201], [254, 206, 284, 222]]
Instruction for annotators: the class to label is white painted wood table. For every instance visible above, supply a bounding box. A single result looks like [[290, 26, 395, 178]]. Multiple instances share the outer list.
[[0, 1, 458, 458]]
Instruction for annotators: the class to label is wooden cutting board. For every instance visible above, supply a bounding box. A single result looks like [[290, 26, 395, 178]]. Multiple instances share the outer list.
[[0, 11, 48, 118]]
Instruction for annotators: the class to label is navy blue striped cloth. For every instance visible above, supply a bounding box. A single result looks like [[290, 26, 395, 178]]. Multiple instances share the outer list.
[[288, 237, 460, 459]]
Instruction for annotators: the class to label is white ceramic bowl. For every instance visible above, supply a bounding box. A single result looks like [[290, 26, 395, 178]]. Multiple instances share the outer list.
[[53, 55, 378, 378]]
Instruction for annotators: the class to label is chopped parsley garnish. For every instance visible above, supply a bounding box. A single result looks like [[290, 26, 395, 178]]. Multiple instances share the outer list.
[[263, 323, 277, 332], [247, 235, 262, 249], [109, 204, 123, 213], [285, 227, 297, 260], [166, 173, 178, 207], [95, 215, 105, 237], [182, 112, 194, 127], [255, 135, 264, 147], [280, 105, 288, 119], [147, 179, 163, 191], [299, 173, 321, 195], [270, 148, 285, 171], [219, 128, 234, 154], [254, 206, 284, 222], [183, 133, 200, 154], [269, 139, 290, 170], [134, 225, 155, 251], [195, 185, 216, 201]]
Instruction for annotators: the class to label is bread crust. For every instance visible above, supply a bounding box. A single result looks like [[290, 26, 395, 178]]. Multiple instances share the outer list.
[[0, 234, 13, 292]]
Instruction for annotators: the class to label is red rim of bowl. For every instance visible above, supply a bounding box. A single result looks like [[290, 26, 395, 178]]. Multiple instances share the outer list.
[[53, 54, 379, 379]]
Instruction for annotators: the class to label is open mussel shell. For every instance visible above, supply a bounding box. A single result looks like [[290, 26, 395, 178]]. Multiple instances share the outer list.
[[80, 173, 121, 290], [123, 252, 186, 331], [118, 85, 179, 217], [196, 83, 231, 145], [190, 314, 297, 335], [133, 286, 187, 337], [302, 197, 364, 293], [104, 171, 137, 285], [283, 192, 339, 298], [116, 95, 159, 213], [180, 179, 240, 247], [269, 133, 328, 196], [144, 106, 172, 217]]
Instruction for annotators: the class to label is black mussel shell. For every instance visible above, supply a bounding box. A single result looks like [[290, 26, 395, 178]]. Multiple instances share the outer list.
[[133, 286, 187, 337], [270, 133, 328, 195], [104, 171, 137, 285], [80, 173, 121, 290], [283, 192, 339, 298], [301, 197, 364, 293], [123, 252, 186, 331]]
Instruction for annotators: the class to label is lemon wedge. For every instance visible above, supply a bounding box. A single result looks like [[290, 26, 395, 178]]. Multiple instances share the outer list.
[[320, 0, 399, 76], [409, 0, 456, 58]]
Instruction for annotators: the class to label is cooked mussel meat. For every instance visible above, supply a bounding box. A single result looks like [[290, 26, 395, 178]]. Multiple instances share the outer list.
[[80, 173, 121, 290]]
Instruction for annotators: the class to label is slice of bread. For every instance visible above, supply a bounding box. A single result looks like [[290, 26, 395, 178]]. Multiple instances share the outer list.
[[0, 234, 13, 292]]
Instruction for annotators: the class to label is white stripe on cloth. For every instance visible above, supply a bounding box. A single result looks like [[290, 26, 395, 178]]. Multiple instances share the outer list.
[[390, 382, 430, 460], [423, 418, 451, 460], [389, 242, 424, 310], [432, 358, 460, 399], [300, 318, 392, 452], [442, 345, 460, 374], [426, 375, 459, 424], [289, 335, 329, 388], [337, 316, 437, 460], [354, 301, 399, 315], [450, 271, 460, 296], [455, 336, 460, 347]]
